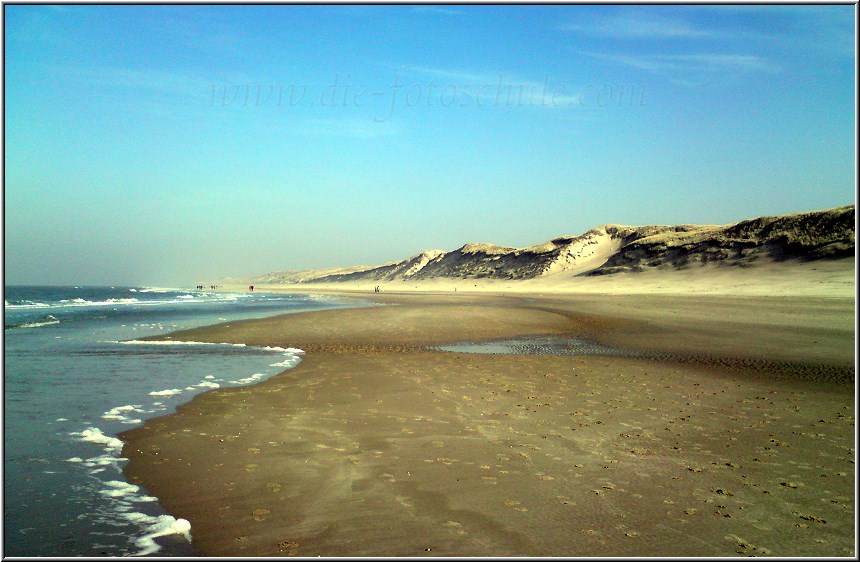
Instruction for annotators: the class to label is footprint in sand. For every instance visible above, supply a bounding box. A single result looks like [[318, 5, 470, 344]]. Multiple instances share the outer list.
[[266, 482, 282, 493], [245, 464, 258, 472], [252, 508, 270, 521]]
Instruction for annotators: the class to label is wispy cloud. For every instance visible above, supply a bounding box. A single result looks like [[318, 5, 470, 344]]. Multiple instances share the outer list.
[[559, 11, 714, 39], [560, 6, 855, 60], [579, 51, 779, 87], [400, 65, 492, 84], [396, 65, 588, 109]]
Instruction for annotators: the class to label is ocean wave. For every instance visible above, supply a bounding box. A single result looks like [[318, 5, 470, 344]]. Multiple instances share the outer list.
[[5, 291, 255, 311], [6, 315, 61, 330], [4, 301, 52, 309], [7, 298, 141, 309]]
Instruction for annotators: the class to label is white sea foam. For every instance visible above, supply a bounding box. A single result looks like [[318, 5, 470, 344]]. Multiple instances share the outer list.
[[270, 357, 301, 368], [102, 404, 147, 423], [82, 453, 127, 473], [230, 372, 268, 385], [129, 514, 192, 556], [100, 480, 140, 498], [262, 345, 305, 354], [66, 339, 306, 555], [72, 427, 124, 453], [120, 340, 247, 347], [57, 297, 140, 306], [149, 389, 183, 397]]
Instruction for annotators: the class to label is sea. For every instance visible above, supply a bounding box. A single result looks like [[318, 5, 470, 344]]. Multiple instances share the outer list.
[[3, 285, 364, 557]]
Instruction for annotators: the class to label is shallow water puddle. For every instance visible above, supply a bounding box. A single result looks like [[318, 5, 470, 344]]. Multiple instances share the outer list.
[[435, 336, 641, 357]]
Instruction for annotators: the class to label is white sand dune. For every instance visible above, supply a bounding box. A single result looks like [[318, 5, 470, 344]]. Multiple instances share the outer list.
[[233, 205, 854, 297]]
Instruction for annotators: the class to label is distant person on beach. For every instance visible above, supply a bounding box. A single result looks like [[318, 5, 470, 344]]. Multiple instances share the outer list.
[[249, 285, 254, 291]]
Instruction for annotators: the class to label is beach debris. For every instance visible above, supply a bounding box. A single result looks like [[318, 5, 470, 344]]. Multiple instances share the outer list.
[[798, 513, 827, 524]]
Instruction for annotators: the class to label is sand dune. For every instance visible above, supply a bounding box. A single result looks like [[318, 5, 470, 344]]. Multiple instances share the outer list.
[[247, 205, 854, 286]]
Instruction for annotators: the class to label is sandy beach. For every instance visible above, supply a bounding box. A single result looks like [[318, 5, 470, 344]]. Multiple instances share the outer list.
[[120, 281, 855, 556]]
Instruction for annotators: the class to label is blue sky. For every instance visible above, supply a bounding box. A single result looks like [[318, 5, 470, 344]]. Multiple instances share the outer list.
[[4, 4, 856, 286]]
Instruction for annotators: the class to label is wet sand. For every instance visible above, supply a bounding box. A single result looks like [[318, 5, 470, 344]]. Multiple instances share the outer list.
[[120, 293, 855, 556]]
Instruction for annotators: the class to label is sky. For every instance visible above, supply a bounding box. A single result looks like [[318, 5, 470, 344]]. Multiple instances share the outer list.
[[3, 3, 856, 286]]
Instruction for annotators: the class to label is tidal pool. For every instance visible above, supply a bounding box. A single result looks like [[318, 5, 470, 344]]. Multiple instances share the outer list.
[[435, 336, 642, 357]]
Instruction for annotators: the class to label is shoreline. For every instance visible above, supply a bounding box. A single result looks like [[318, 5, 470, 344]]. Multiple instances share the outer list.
[[120, 290, 855, 556]]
